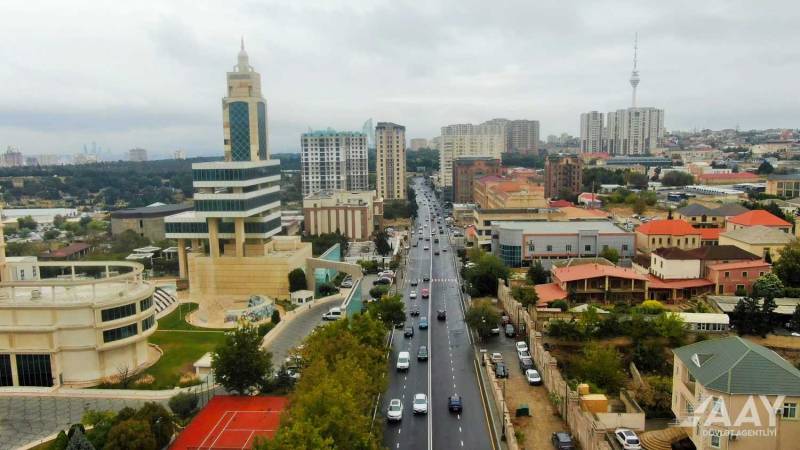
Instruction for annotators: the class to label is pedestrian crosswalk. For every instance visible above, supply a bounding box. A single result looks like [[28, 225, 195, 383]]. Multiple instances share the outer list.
[[430, 278, 459, 283]]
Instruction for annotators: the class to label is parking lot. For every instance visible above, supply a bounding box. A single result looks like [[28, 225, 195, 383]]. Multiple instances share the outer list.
[[483, 331, 567, 449]]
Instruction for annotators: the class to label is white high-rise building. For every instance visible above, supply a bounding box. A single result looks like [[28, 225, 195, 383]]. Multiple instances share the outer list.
[[580, 111, 605, 153], [606, 107, 664, 155], [300, 129, 369, 197], [376, 122, 406, 200], [439, 121, 506, 194]]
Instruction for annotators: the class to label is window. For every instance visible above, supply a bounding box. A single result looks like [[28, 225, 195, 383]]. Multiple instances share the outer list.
[[101, 303, 137, 322], [139, 297, 153, 312], [16, 354, 53, 387], [710, 430, 721, 448], [0, 355, 11, 387], [736, 284, 745, 292], [622, 244, 628, 252], [742, 272, 748, 278], [724, 272, 730, 278], [103, 324, 138, 343], [585, 245, 591, 251], [784, 402, 798, 419], [546, 245, 553, 252], [142, 315, 156, 331], [712, 397, 723, 414], [602, 245, 609, 251], [566, 245, 572, 252]]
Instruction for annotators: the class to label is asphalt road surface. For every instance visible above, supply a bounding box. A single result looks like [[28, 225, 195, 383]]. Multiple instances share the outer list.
[[382, 179, 493, 450]]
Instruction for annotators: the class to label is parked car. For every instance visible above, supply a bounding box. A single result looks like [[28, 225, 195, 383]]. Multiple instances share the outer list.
[[404, 327, 414, 337], [505, 324, 515, 337], [515, 341, 529, 353], [423, 276, 430, 282], [373, 277, 392, 286], [419, 317, 429, 329], [490, 352, 504, 364], [525, 369, 542, 385], [424, 245, 430, 250], [490, 324, 501, 335], [413, 393, 428, 414], [448, 395, 463, 412], [517, 350, 531, 361], [387, 399, 403, 422], [551, 432, 575, 450], [614, 429, 642, 450], [340, 279, 353, 288], [494, 362, 508, 378], [417, 345, 428, 361], [519, 357, 534, 372], [434, 250, 440, 256]]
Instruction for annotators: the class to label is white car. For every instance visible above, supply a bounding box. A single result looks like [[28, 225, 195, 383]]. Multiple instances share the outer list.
[[525, 369, 542, 385], [490, 352, 503, 364], [515, 341, 529, 353], [424, 246, 430, 250], [396, 351, 410, 371], [413, 393, 428, 414], [409, 291, 417, 299], [387, 399, 403, 422], [340, 279, 353, 288], [517, 350, 531, 361], [614, 428, 642, 450]]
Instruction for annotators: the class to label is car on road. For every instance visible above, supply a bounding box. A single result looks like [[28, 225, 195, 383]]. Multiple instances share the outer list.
[[519, 357, 534, 372], [410, 279, 419, 286], [515, 341, 529, 353], [614, 429, 642, 450], [404, 326, 414, 337], [413, 393, 429, 414], [340, 278, 353, 288], [525, 369, 542, 385], [517, 350, 531, 361], [373, 277, 392, 286], [490, 352, 504, 364], [437, 309, 446, 320], [421, 288, 430, 298], [322, 307, 342, 321], [409, 290, 417, 299], [490, 324, 501, 335], [448, 395, 463, 412], [434, 238, 439, 243], [505, 323, 515, 337], [419, 317, 428, 329], [396, 352, 410, 371], [423, 276, 430, 282], [434, 251, 440, 256], [442, 248, 448, 252], [387, 399, 403, 422], [551, 432, 575, 449], [409, 307, 420, 316], [494, 362, 508, 378], [417, 345, 428, 361], [394, 320, 405, 329], [424, 245, 430, 250], [412, 242, 418, 247]]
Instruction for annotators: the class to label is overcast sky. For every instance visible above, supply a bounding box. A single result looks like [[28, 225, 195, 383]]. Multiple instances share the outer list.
[[1, 0, 798, 158]]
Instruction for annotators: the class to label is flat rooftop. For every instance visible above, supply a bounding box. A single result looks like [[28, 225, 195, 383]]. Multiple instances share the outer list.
[[493, 220, 627, 234]]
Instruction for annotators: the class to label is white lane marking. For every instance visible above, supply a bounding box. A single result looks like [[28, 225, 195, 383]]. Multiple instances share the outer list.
[[426, 205, 434, 450], [459, 426, 462, 433], [461, 440, 464, 447], [398, 428, 402, 434], [396, 444, 400, 449]]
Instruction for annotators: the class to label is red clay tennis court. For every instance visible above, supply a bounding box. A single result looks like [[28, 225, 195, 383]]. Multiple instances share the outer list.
[[171, 395, 287, 450]]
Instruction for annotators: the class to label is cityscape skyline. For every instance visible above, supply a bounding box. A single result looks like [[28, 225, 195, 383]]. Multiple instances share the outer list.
[[1, 1, 799, 158]]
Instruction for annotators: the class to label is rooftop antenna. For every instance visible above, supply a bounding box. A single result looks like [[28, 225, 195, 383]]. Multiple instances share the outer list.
[[629, 32, 640, 108]]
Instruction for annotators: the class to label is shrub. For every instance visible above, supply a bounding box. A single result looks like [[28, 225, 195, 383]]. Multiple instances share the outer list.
[[635, 300, 665, 314], [168, 392, 199, 420], [550, 300, 569, 312], [271, 309, 281, 325], [258, 322, 275, 337], [317, 282, 338, 296]]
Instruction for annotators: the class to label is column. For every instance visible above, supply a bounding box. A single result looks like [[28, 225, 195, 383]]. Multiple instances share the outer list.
[[208, 218, 220, 258], [191, 239, 200, 252], [235, 218, 245, 257], [177, 238, 187, 279]]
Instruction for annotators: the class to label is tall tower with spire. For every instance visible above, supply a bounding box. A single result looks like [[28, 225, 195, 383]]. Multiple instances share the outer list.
[[629, 33, 640, 108], [222, 38, 269, 161]]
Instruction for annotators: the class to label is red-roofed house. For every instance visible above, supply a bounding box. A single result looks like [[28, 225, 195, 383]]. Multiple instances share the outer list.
[[697, 227, 721, 246], [706, 260, 772, 295], [548, 199, 574, 208], [635, 219, 702, 253], [696, 172, 760, 184], [577, 192, 602, 208], [550, 263, 648, 304], [725, 210, 792, 233], [39, 242, 91, 260], [534, 282, 568, 306]]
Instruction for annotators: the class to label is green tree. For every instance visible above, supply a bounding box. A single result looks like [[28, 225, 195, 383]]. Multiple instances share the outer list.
[[17, 215, 38, 230], [752, 273, 784, 300], [374, 230, 392, 256], [463, 250, 509, 296], [317, 282, 338, 296], [81, 410, 115, 450], [65, 428, 95, 450], [633, 197, 647, 215], [599, 247, 620, 264], [134, 402, 174, 449], [573, 344, 626, 393], [50, 431, 69, 450], [110, 230, 150, 254], [632, 340, 668, 374], [288, 268, 307, 292], [256, 418, 335, 450], [368, 285, 390, 299], [757, 160, 774, 174], [511, 286, 539, 308], [212, 322, 274, 394], [53, 214, 66, 228], [271, 309, 281, 324], [168, 392, 199, 420], [526, 261, 549, 284], [550, 299, 569, 311], [653, 313, 687, 347], [731, 297, 761, 335], [465, 300, 501, 339], [104, 419, 156, 450], [633, 375, 673, 417], [774, 241, 800, 287], [367, 294, 406, 327], [661, 171, 695, 187], [626, 172, 649, 189], [789, 305, 800, 332]]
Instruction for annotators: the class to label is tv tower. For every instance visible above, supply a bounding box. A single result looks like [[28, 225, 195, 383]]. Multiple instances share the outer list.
[[629, 32, 640, 107]]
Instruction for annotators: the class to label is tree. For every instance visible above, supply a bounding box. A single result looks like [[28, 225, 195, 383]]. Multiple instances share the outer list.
[[632, 340, 668, 374], [573, 344, 626, 393], [633, 197, 647, 215], [730, 297, 761, 335], [633, 375, 673, 417], [288, 268, 307, 292], [51, 431, 69, 450], [465, 300, 501, 339], [271, 309, 281, 324], [752, 273, 784, 301], [53, 214, 66, 228], [511, 286, 539, 308], [599, 247, 620, 264], [134, 402, 174, 449], [626, 172, 649, 189], [789, 305, 800, 332], [550, 300, 569, 311], [110, 230, 150, 254], [757, 160, 774, 174], [661, 171, 695, 187], [317, 282, 338, 296], [44, 229, 61, 240], [104, 419, 156, 450], [168, 392, 199, 420], [212, 322, 274, 394], [66, 428, 95, 450], [653, 313, 687, 347], [773, 242, 800, 287], [526, 261, 549, 284], [373, 230, 392, 256], [368, 285, 390, 299], [367, 294, 405, 327], [463, 250, 509, 296], [81, 410, 115, 450], [17, 215, 38, 230]]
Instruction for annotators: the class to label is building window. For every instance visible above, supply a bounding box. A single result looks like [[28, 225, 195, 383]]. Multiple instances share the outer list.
[[15, 354, 53, 387], [784, 402, 798, 419], [142, 315, 156, 331], [712, 397, 723, 414], [0, 355, 12, 387], [103, 323, 139, 343], [710, 430, 721, 448], [566, 245, 572, 252], [546, 245, 553, 252], [585, 245, 591, 252], [736, 284, 745, 292], [622, 244, 628, 252], [139, 297, 153, 312], [101, 303, 137, 322], [229, 101, 251, 161], [724, 272, 730, 278], [742, 272, 748, 278]]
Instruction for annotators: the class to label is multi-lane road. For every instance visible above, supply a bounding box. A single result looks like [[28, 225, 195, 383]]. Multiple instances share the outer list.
[[382, 178, 493, 450]]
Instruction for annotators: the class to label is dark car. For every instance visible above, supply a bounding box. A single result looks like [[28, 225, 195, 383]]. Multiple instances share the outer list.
[[410, 279, 419, 287], [434, 238, 439, 243], [437, 309, 446, 321], [410, 307, 420, 317], [434, 251, 440, 256], [448, 395, 463, 413], [417, 345, 429, 361], [494, 362, 508, 378], [423, 276, 430, 282], [394, 320, 405, 329], [519, 357, 534, 372], [551, 432, 575, 450], [404, 327, 414, 338], [373, 277, 392, 286]]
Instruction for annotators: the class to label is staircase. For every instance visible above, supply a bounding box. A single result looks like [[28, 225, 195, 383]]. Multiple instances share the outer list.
[[639, 427, 689, 450], [153, 287, 177, 315]]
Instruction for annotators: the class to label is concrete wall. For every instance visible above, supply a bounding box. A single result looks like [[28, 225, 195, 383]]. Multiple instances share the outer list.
[[650, 255, 701, 279], [111, 217, 168, 242]]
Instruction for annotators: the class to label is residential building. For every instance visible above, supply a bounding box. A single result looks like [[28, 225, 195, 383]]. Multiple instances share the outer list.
[[375, 122, 406, 200], [534, 263, 648, 305], [544, 154, 583, 198], [676, 203, 749, 228], [473, 176, 546, 210], [766, 173, 800, 198], [696, 171, 760, 185], [452, 157, 501, 203], [697, 228, 721, 246], [128, 148, 148, 162], [505, 119, 540, 154], [491, 220, 634, 268], [635, 219, 701, 253], [603, 156, 671, 168], [719, 225, 796, 261], [606, 107, 665, 155], [174, 149, 187, 160], [111, 203, 194, 242], [302, 190, 383, 241], [439, 121, 506, 198], [725, 210, 792, 233], [580, 111, 605, 153], [409, 138, 428, 151], [707, 260, 772, 295], [38, 243, 91, 261], [164, 42, 311, 314], [672, 337, 800, 450], [300, 129, 368, 196]]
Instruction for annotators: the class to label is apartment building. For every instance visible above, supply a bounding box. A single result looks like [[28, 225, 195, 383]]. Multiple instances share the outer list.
[[303, 190, 383, 241], [452, 157, 501, 203], [580, 111, 605, 153], [606, 107, 664, 155], [544, 154, 583, 198], [439, 121, 506, 198], [300, 129, 368, 196], [376, 122, 406, 200]]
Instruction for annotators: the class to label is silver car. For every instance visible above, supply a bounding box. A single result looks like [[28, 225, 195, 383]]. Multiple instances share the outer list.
[[387, 399, 403, 422]]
